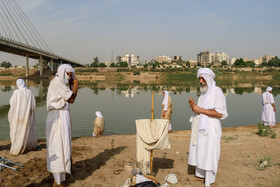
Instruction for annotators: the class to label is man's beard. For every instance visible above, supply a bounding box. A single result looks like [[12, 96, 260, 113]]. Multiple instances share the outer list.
[[200, 84, 208, 93]]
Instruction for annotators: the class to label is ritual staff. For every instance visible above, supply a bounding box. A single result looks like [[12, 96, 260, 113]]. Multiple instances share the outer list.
[[8, 78, 37, 155], [261, 86, 276, 128], [161, 91, 173, 132], [93, 111, 105, 137], [188, 68, 228, 187], [46, 64, 79, 186]]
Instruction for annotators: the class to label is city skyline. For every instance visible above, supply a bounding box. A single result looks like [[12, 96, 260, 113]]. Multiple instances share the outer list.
[[0, 0, 279, 66]]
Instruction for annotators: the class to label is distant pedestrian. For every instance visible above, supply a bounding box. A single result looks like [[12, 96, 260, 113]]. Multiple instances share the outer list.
[[93, 111, 105, 137], [8, 78, 37, 155], [161, 91, 173, 132], [261, 87, 276, 128]]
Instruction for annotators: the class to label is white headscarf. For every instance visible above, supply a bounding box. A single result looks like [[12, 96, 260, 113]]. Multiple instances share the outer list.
[[16, 78, 26, 89], [95, 111, 103, 118], [266, 87, 272, 92], [56, 64, 75, 84], [197, 68, 216, 134], [162, 91, 169, 111]]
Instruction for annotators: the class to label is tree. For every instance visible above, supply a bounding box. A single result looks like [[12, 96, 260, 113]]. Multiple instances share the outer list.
[[118, 61, 128, 67], [234, 58, 245, 67], [268, 56, 280, 67], [93, 57, 99, 64], [99, 62, 107, 67], [110, 62, 116, 67], [186, 61, 190, 66], [144, 64, 148, 68], [221, 60, 228, 66], [0, 61, 12, 68]]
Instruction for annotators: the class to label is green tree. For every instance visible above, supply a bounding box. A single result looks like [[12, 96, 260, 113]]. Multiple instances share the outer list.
[[0, 61, 12, 68], [110, 62, 116, 67], [221, 60, 228, 66], [144, 64, 148, 68], [268, 56, 280, 67], [186, 61, 190, 66], [99, 62, 107, 67], [118, 61, 128, 67], [234, 58, 245, 67]]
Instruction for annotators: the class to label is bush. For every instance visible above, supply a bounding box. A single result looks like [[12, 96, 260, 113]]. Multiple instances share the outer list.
[[257, 123, 276, 138]]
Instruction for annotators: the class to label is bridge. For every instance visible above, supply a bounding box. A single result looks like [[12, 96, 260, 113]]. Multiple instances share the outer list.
[[0, 0, 85, 77]]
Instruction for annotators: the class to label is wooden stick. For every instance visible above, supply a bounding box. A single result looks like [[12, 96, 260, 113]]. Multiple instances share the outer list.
[[150, 91, 154, 174]]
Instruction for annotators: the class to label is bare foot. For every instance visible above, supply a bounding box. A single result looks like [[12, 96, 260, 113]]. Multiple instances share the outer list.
[[190, 176, 204, 181]]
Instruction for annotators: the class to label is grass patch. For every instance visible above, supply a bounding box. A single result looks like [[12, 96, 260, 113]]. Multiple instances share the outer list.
[[0, 73, 13, 76], [258, 157, 273, 170], [221, 136, 238, 142], [257, 123, 277, 138], [166, 72, 197, 83]]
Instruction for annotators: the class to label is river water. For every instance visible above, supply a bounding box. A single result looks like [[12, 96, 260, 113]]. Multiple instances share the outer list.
[[0, 79, 279, 140]]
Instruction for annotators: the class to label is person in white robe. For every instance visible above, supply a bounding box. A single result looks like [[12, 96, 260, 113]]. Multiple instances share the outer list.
[[8, 78, 37, 156], [188, 68, 228, 187], [261, 86, 276, 128], [93, 111, 105, 137], [161, 91, 173, 132], [46, 64, 79, 186]]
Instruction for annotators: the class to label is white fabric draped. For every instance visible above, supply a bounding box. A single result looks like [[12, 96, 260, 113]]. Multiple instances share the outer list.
[[261, 91, 275, 126], [8, 84, 37, 155], [46, 76, 73, 174], [162, 91, 169, 111], [136, 119, 170, 174]]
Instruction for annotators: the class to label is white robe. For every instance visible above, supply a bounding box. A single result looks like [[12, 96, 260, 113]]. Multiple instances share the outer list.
[[188, 87, 228, 173], [46, 77, 73, 174], [261, 92, 275, 125], [8, 87, 37, 155]]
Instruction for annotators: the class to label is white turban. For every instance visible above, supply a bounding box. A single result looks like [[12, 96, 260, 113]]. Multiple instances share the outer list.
[[266, 87, 272, 92], [16, 78, 26, 89], [162, 91, 169, 111], [197, 68, 216, 89], [56, 64, 75, 84], [95, 111, 103, 118]]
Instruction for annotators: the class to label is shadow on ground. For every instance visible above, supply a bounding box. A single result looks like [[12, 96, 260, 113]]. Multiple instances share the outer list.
[[27, 146, 127, 187]]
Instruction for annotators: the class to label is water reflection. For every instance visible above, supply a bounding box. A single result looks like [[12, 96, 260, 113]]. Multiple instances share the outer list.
[[0, 79, 279, 141]]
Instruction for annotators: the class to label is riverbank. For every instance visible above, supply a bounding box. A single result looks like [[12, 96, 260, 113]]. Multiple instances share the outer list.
[[0, 125, 279, 187]]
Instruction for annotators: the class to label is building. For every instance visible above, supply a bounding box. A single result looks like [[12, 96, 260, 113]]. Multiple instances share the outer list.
[[197, 51, 229, 66], [172, 56, 182, 62], [156, 56, 172, 63], [188, 59, 197, 67], [262, 55, 275, 63], [230, 58, 237, 66], [197, 51, 215, 66], [116, 54, 139, 66], [215, 52, 229, 65]]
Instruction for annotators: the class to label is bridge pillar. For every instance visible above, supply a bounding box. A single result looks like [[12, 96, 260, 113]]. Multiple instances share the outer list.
[[50, 59, 54, 71], [39, 55, 43, 76], [25, 55, 29, 77]]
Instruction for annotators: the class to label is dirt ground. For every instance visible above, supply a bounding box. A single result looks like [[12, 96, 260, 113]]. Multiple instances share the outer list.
[[0, 125, 280, 187]]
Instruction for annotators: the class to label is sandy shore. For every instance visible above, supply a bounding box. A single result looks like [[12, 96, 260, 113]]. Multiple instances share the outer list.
[[0, 125, 280, 187]]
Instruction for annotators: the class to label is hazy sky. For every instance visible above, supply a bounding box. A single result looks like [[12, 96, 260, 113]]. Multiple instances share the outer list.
[[1, 0, 279, 65]]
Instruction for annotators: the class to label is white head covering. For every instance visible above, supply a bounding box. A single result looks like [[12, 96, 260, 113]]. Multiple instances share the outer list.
[[197, 68, 216, 134], [266, 87, 272, 92], [95, 111, 103, 118], [16, 78, 26, 89], [56, 64, 75, 84], [162, 91, 169, 111]]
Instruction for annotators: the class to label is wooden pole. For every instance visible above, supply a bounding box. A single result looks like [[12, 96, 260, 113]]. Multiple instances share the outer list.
[[150, 91, 154, 174]]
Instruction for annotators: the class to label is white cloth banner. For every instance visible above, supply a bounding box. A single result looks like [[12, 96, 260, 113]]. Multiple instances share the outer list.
[[136, 119, 170, 174]]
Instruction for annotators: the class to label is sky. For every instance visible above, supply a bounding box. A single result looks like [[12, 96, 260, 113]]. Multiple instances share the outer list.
[[0, 0, 280, 65]]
